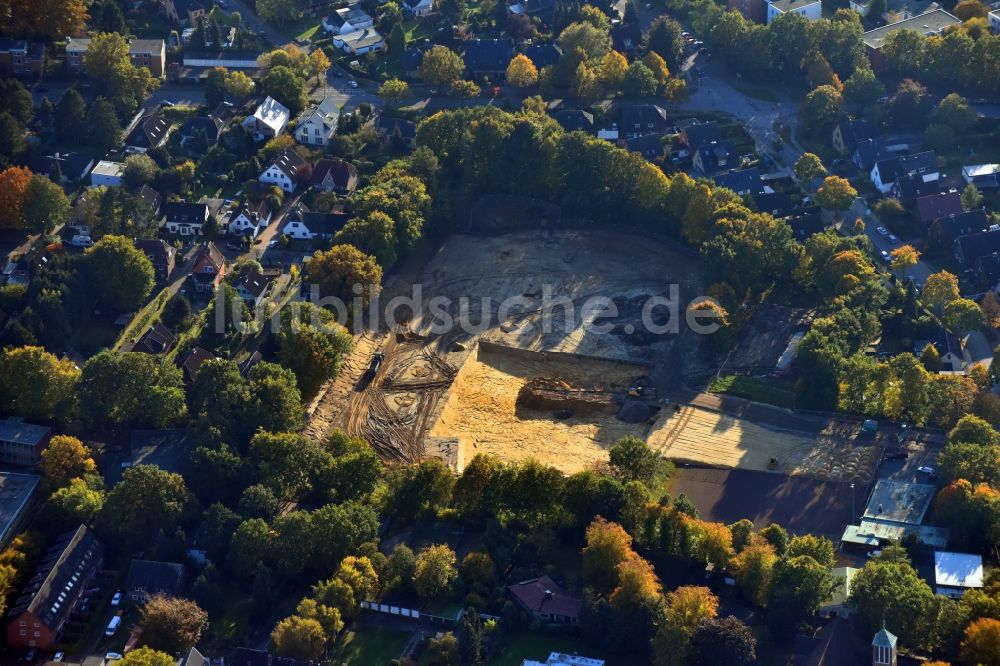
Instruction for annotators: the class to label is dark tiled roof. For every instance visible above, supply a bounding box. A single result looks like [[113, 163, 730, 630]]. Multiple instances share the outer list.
[[713, 168, 762, 195], [165, 201, 209, 223], [312, 158, 358, 191], [463, 38, 514, 73], [177, 346, 215, 383], [894, 172, 939, 200], [624, 134, 665, 159], [126, 115, 171, 149], [376, 116, 416, 139], [135, 322, 176, 355], [752, 191, 794, 217], [974, 253, 1000, 286], [788, 211, 825, 240], [236, 267, 275, 299], [834, 118, 876, 147], [125, 559, 185, 596], [269, 148, 309, 181], [955, 228, 1000, 266], [507, 575, 581, 620], [681, 120, 720, 149], [135, 238, 175, 266], [915, 191, 962, 223], [302, 211, 349, 236], [231, 648, 270, 666], [521, 43, 561, 69], [853, 138, 884, 169], [551, 109, 594, 132], [620, 104, 668, 132], [180, 116, 223, 144], [191, 241, 225, 275], [935, 209, 989, 241], [611, 22, 641, 52]]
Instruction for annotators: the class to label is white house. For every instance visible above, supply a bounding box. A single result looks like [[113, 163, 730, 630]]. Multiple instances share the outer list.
[[233, 267, 276, 308], [870, 151, 938, 194], [322, 5, 374, 34], [295, 97, 339, 147], [934, 551, 983, 598], [163, 201, 210, 236], [241, 96, 290, 142], [963, 163, 1000, 190], [90, 160, 125, 188], [332, 28, 385, 55], [988, 9, 999, 33], [281, 208, 347, 240], [766, 0, 821, 23], [227, 199, 272, 237], [260, 149, 310, 194], [402, 0, 434, 17]]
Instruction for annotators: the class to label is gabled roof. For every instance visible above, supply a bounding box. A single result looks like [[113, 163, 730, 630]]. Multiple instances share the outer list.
[[180, 115, 223, 144], [713, 168, 762, 194], [180, 647, 207, 666], [915, 191, 962, 223], [463, 38, 514, 73], [312, 158, 358, 190], [921, 328, 963, 358], [936, 209, 989, 240], [177, 346, 215, 383], [8, 525, 104, 629], [135, 239, 176, 266], [894, 172, 939, 200], [376, 116, 416, 139], [834, 118, 876, 146], [233, 198, 270, 223], [297, 96, 339, 127], [551, 109, 594, 132], [126, 115, 172, 149], [620, 104, 668, 130], [191, 241, 225, 275], [521, 43, 561, 69], [231, 648, 270, 666], [47, 151, 95, 180], [134, 185, 162, 212], [236, 267, 275, 299], [507, 575, 581, 620], [267, 148, 310, 181], [165, 200, 210, 223], [135, 322, 176, 355], [302, 211, 349, 236], [624, 134, 665, 159], [680, 120, 720, 149], [211, 101, 237, 124], [956, 228, 1000, 266], [246, 96, 290, 133], [853, 138, 884, 169], [788, 211, 825, 240], [752, 191, 794, 218], [125, 559, 185, 596], [401, 45, 430, 71]]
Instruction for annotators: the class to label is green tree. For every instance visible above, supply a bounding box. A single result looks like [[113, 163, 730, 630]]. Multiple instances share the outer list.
[[377, 78, 410, 106], [99, 465, 191, 545], [961, 182, 983, 211], [271, 616, 326, 661], [608, 435, 661, 485], [815, 176, 857, 217], [0, 113, 25, 166], [79, 350, 186, 430], [786, 534, 836, 568], [22, 174, 71, 233], [943, 297, 984, 334], [414, 544, 458, 598], [766, 555, 835, 638], [622, 61, 658, 97], [256, 0, 303, 25], [138, 596, 209, 653], [0, 79, 33, 125], [558, 21, 612, 64], [46, 476, 105, 529], [119, 648, 174, 666], [122, 153, 159, 188], [949, 414, 999, 446], [84, 235, 154, 312], [54, 88, 87, 143], [277, 302, 353, 399], [388, 22, 407, 64], [40, 435, 96, 488], [261, 65, 308, 115], [794, 153, 827, 184], [205, 66, 228, 108], [390, 459, 455, 520], [934, 93, 978, 133], [0, 346, 79, 421], [801, 85, 846, 135], [419, 46, 465, 87], [848, 557, 935, 646], [334, 211, 398, 268], [304, 244, 383, 306], [251, 431, 333, 500], [690, 616, 757, 666], [842, 67, 884, 110], [644, 15, 684, 68]]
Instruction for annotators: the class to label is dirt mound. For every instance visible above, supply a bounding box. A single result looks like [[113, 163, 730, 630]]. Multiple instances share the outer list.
[[617, 400, 660, 423], [517, 378, 620, 415]]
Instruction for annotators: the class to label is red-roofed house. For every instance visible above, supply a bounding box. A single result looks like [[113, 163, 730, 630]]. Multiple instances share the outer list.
[[190, 242, 226, 295], [507, 576, 581, 625]]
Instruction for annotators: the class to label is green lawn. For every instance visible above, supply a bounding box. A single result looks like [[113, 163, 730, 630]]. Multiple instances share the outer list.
[[492, 632, 603, 666], [287, 16, 324, 42], [403, 19, 436, 42], [708, 374, 796, 409], [332, 628, 412, 665]]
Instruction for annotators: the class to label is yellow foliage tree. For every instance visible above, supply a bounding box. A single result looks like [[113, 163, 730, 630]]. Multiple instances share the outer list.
[[599, 50, 628, 87], [610, 555, 662, 612], [582, 517, 634, 592], [664, 585, 719, 632], [506, 54, 539, 88], [890, 244, 920, 270], [642, 51, 670, 85]]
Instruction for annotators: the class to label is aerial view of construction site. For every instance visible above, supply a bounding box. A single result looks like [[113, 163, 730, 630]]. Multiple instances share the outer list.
[[306, 223, 893, 491]]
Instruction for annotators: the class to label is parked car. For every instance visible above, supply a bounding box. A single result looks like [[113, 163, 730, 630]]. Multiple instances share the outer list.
[[52, 653, 64, 663], [111, 591, 122, 607], [348, 80, 358, 88], [105, 616, 122, 637], [917, 466, 937, 475], [70, 234, 93, 248], [105, 653, 123, 661], [880, 250, 891, 263], [876, 226, 888, 236], [887, 234, 897, 243]]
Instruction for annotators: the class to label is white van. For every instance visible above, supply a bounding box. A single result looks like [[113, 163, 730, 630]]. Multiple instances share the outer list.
[[70, 235, 94, 248], [105, 615, 121, 636]]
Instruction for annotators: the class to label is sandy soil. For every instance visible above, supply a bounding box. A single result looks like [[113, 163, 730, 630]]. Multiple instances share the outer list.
[[430, 345, 652, 473]]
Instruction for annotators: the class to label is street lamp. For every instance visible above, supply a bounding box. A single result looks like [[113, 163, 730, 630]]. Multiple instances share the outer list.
[[850, 482, 855, 521]]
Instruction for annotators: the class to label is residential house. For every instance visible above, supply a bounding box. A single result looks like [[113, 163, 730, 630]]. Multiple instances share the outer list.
[[0, 417, 51, 467], [260, 148, 310, 194], [752, 191, 795, 218], [463, 39, 514, 79], [135, 239, 177, 281], [128, 39, 166, 77], [990, 9, 999, 33], [376, 116, 417, 149], [401, 45, 430, 77], [212, 101, 238, 125], [46, 152, 95, 185], [522, 43, 561, 69], [0, 39, 45, 77], [125, 559, 185, 602], [727, 0, 766, 23], [332, 28, 385, 55], [135, 185, 163, 216], [312, 158, 358, 195], [713, 168, 763, 196], [870, 150, 937, 194], [893, 171, 940, 204], [787, 211, 825, 240], [963, 164, 1000, 190], [294, 97, 339, 147], [620, 104, 669, 138], [507, 576, 581, 625], [234, 267, 277, 308], [322, 5, 374, 34], [90, 160, 125, 188], [932, 208, 988, 243], [679, 119, 720, 152], [693, 140, 736, 176], [934, 551, 983, 598], [624, 134, 665, 161], [914, 191, 962, 226], [190, 241, 226, 294], [281, 208, 348, 240], [242, 97, 290, 142], [523, 653, 605, 666], [227, 199, 272, 237], [610, 22, 642, 55], [6, 526, 104, 650], [508, 0, 556, 26], [852, 138, 885, 171], [976, 253, 1000, 287], [125, 114, 172, 153], [551, 109, 594, 133], [832, 118, 876, 155], [954, 226, 1000, 268], [133, 322, 176, 355], [164, 200, 210, 236], [402, 0, 434, 16], [162, 0, 207, 25], [179, 115, 224, 153], [766, 0, 821, 23], [177, 346, 215, 384], [916, 329, 966, 372], [819, 567, 858, 619], [862, 10, 960, 71]]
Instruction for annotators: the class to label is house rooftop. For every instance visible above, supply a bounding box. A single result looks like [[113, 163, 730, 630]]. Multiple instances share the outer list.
[[963, 164, 1000, 178], [0, 472, 40, 546], [91, 160, 125, 178], [507, 575, 582, 620], [862, 9, 960, 49], [125, 559, 185, 596], [769, 0, 820, 12], [0, 417, 51, 447], [934, 551, 984, 589], [915, 191, 962, 223], [862, 479, 935, 524]]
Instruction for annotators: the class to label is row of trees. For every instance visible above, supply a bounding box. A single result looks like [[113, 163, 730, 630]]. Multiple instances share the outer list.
[[0, 167, 71, 231]]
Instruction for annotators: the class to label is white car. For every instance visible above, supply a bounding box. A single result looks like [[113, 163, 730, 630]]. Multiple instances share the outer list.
[[876, 226, 888, 236], [867, 549, 882, 558], [917, 466, 937, 475], [880, 250, 891, 263], [105, 653, 123, 661], [887, 234, 897, 243], [348, 80, 358, 88], [53, 653, 64, 663], [111, 591, 122, 607]]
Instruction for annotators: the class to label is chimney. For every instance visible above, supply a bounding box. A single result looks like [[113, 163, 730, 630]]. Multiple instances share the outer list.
[[543, 589, 553, 600]]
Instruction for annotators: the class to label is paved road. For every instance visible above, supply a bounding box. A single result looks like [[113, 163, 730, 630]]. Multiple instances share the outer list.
[[143, 85, 208, 110]]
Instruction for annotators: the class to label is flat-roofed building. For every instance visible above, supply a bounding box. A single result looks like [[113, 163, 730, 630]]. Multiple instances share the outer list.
[[0, 473, 40, 548], [862, 10, 961, 71], [935, 551, 983, 598], [0, 418, 51, 467]]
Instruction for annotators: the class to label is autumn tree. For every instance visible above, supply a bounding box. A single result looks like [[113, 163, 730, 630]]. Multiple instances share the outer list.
[[962, 182, 983, 211], [786, 534, 836, 568], [5, 0, 88, 40], [272, 616, 326, 661], [922, 271, 960, 313], [419, 46, 464, 87], [40, 436, 96, 488], [0, 166, 32, 229], [139, 596, 209, 653], [571, 62, 599, 100], [0, 346, 79, 421], [414, 544, 458, 598], [610, 555, 662, 612], [304, 244, 383, 307], [582, 517, 634, 592], [598, 50, 628, 87], [642, 51, 670, 85], [334, 211, 398, 268], [794, 153, 827, 184], [944, 298, 984, 334], [23, 175, 71, 233], [118, 648, 174, 666], [224, 70, 256, 99], [731, 537, 777, 606], [377, 78, 410, 106], [308, 49, 331, 84], [506, 54, 539, 88], [84, 32, 158, 110], [961, 617, 1000, 666], [815, 176, 857, 217], [801, 85, 846, 135], [890, 245, 920, 270]]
